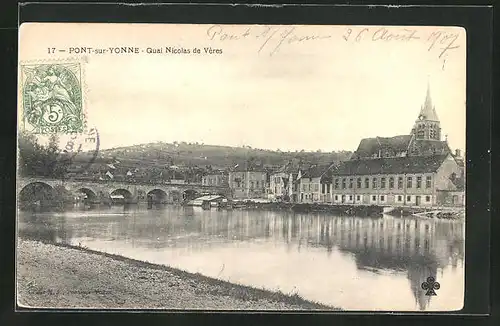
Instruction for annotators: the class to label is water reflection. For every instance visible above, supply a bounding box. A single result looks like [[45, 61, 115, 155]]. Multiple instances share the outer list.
[[17, 205, 464, 311]]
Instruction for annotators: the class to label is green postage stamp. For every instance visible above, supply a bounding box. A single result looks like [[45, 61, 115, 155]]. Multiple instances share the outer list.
[[20, 62, 85, 134]]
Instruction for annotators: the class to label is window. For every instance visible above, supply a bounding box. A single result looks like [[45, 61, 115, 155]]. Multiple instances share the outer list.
[[425, 196, 431, 202], [274, 186, 277, 194], [256, 181, 259, 188], [322, 184, 326, 193], [407, 176, 413, 188], [250, 181, 254, 188], [342, 178, 346, 189], [349, 195, 353, 201], [357, 178, 362, 188], [364, 178, 369, 188], [327, 185, 331, 193], [349, 178, 353, 189], [397, 195, 402, 202], [398, 176, 403, 189], [372, 177, 377, 189], [380, 195, 385, 202], [426, 176, 432, 188], [372, 195, 377, 201], [309, 184, 312, 191], [381, 177, 386, 189], [406, 195, 411, 202], [302, 184, 306, 191], [416, 176, 422, 188], [314, 184, 319, 192], [389, 177, 394, 189], [356, 195, 361, 201], [334, 179, 339, 189], [335, 195, 338, 201]]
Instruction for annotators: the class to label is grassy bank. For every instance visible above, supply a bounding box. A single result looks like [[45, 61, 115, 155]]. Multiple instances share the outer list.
[[16, 239, 338, 310]]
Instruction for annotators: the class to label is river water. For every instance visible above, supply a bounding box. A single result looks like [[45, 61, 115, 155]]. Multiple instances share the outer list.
[[17, 205, 464, 311]]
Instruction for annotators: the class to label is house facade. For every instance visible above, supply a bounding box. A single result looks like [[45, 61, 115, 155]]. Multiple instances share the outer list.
[[268, 171, 290, 200], [298, 165, 335, 203], [228, 167, 267, 199], [330, 154, 463, 206], [288, 172, 301, 202], [201, 173, 228, 187], [268, 163, 299, 201]]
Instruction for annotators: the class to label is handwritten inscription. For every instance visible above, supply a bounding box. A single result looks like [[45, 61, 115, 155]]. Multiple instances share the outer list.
[[207, 25, 332, 56], [206, 25, 462, 63], [343, 27, 420, 42], [427, 31, 460, 58]]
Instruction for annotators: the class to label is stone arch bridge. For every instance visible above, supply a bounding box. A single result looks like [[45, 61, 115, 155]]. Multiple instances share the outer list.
[[18, 177, 231, 204]]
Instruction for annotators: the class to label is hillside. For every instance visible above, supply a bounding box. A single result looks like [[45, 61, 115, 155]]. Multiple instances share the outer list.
[[69, 141, 353, 182]]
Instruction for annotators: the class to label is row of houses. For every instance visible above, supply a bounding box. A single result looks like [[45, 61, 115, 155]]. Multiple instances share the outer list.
[[202, 85, 465, 207]]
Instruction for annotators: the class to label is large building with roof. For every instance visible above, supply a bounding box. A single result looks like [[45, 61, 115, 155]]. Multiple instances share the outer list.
[[328, 84, 465, 207], [295, 84, 464, 207], [228, 163, 268, 199]]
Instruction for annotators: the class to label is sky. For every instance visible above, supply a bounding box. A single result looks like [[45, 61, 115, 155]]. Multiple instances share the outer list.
[[19, 23, 466, 153]]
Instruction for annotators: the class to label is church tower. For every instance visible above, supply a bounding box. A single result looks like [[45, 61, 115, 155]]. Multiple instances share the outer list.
[[411, 82, 441, 141]]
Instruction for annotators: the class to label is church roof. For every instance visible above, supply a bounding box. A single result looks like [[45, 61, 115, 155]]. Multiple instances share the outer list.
[[352, 135, 412, 159], [333, 154, 449, 176], [418, 83, 439, 122], [409, 139, 451, 156], [352, 134, 451, 160]]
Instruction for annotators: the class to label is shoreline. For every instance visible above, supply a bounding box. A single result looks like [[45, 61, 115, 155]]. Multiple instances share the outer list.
[[16, 239, 339, 311]]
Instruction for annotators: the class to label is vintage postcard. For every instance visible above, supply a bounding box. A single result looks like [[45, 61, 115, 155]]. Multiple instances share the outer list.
[[17, 23, 466, 311]]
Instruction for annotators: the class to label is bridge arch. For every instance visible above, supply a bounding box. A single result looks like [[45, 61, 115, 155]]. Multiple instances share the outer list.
[[109, 189, 134, 205], [183, 189, 200, 201], [75, 187, 98, 202], [147, 189, 168, 204], [19, 182, 56, 207], [110, 188, 133, 198]]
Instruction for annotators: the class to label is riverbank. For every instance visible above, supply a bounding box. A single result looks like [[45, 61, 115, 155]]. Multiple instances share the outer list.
[[226, 202, 463, 219], [16, 239, 338, 310], [224, 201, 384, 217]]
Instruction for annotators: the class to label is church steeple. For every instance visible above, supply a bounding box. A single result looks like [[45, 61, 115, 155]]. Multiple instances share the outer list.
[[411, 81, 441, 141], [418, 82, 439, 122]]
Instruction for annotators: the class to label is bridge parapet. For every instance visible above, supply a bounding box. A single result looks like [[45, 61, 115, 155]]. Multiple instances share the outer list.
[[18, 177, 232, 200]]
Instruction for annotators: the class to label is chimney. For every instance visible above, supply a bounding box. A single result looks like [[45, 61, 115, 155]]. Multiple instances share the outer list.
[[455, 149, 461, 157]]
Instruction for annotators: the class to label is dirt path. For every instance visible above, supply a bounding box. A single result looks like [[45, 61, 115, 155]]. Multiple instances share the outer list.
[[16, 239, 337, 310]]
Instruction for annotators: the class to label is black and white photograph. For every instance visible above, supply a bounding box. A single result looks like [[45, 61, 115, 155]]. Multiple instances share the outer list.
[[16, 22, 466, 311]]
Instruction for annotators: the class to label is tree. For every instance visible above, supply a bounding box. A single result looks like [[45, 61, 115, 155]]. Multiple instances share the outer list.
[[18, 131, 71, 178]]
